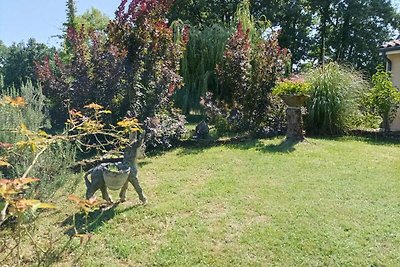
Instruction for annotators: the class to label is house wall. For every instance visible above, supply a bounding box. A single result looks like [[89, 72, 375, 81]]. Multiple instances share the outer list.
[[386, 52, 400, 131]]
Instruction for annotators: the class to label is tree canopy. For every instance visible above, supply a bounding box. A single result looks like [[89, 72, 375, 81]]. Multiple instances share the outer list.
[[170, 0, 400, 73]]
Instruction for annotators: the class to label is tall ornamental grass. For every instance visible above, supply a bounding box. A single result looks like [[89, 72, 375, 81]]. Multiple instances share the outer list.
[[305, 63, 369, 135]]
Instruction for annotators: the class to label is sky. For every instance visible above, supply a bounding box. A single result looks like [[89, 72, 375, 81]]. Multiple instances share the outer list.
[[1, 0, 400, 47], [0, 0, 120, 47]]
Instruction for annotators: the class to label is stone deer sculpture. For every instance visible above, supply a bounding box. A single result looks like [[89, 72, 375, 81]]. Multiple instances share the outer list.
[[84, 132, 147, 204]]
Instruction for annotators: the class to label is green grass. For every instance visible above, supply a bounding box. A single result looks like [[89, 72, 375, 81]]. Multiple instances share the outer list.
[[5, 137, 400, 266]]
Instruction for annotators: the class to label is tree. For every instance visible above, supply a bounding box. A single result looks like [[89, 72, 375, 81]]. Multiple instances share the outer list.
[[2, 39, 55, 89], [169, 0, 241, 26], [75, 7, 110, 32], [170, 0, 400, 73], [252, 0, 313, 71], [217, 1, 290, 131], [327, 0, 399, 73]]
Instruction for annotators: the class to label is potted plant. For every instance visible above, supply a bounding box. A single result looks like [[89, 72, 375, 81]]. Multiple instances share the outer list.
[[102, 162, 131, 191], [272, 76, 311, 141], [272, 76, 311, 107]]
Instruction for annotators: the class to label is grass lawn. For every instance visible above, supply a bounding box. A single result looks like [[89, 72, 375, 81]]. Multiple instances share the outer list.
[[7, 137, 400, 266]]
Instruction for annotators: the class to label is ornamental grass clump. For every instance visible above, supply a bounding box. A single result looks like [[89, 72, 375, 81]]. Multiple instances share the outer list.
[[305, 63, 369, 135]]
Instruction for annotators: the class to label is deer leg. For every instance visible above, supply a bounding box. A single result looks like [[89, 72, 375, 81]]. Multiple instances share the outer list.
[[86, 179, 100, 200], [99, 181, 112, 203], [128, 170, 147, 204], [119, 180, 129, 202]]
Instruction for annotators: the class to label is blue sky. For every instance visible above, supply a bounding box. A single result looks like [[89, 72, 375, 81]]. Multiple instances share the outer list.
[[1, 0, 400, 47], [0, 0, 120, 47]]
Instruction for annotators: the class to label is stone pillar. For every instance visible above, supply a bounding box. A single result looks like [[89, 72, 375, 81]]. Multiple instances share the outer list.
[[286, 107, 304, 141]]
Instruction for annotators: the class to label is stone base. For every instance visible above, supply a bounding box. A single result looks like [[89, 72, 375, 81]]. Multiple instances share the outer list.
[[286, 107, 305, 141]]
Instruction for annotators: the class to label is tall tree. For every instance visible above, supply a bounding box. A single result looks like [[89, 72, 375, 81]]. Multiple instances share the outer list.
[[2, 39, 55, 89], [327, 0, 399, 72], [75, 7, 110, 32], [169, 0, 241, 26], [0, 40, 8, 79], [254, 0, 313, 70]]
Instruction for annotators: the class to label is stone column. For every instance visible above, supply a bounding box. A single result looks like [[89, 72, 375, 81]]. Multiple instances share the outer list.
[[286, 107, 304, 141]]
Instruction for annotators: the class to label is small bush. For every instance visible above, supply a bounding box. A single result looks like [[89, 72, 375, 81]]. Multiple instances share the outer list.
[[305, 63, 369, 135], [0, 81, 50, 143], [144, 103, 187, 149], [365, 66, 400, 132]]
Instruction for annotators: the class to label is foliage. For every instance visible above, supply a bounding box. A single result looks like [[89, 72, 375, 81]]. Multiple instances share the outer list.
[[170, 0, 399, 74], [107, 0, 187, 120], [272, 76, 311, 96], [217, 22, 251, 105], [169, 0, 241, 26], [0, 177, 55, 265], [68, 195, 104, 244], [144, 102, 187, 149], [75, 7, 110, 32], [0, 41, 8, 78], [36, 27, 127, 127], [0, 81, 76, 198], [365, 66, 400, 132], [0, 95, 143, 265], [217, 20, 290, 131], [175, 24, 232, 113], [305, 63, 369, 135], [38, 0, 188, 149], [200, 92, 228, 123], [1, 39, 56, 90]]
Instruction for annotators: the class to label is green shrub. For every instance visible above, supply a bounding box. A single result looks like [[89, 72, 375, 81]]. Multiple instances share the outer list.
[[365, 66, 400, 132], [0, 81, 50, 143], [0, 81, 75, 198], [305, 63, 369, 135]]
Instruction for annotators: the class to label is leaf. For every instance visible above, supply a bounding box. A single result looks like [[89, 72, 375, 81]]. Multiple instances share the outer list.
[[35, 202, 56, 209], [11, 96, 27, 107], [0, 143, 13, 150], [73, 233, 92, 245], [99, 109, 112, 114], [14, 177, 40, 185], [0, 201, 6, 213], [38, 130, 50, 138], [14, 199, 55, 213], [84, 103, 104, 110], [68, 195, 104, 213], [0, 160, 11, 167]]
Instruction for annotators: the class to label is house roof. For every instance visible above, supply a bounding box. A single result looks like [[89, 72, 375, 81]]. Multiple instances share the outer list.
[[381, 36, 400, 51]]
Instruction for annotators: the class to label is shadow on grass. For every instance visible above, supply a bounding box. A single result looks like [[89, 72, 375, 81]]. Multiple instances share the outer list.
[[308, 131, 400, 146], [257, 139, 299, 153], [62, 202, 141, 236]]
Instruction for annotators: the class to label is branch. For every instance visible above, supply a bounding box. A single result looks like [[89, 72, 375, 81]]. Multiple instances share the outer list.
[[21, 146, 48, 179]]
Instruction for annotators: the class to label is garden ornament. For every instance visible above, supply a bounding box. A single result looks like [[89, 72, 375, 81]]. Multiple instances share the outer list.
[[83, 132, 147, 204]]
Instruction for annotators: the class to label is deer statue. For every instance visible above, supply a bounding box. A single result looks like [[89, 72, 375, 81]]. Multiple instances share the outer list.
[[83, 132, 147, 204]]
